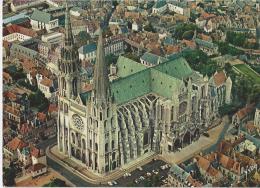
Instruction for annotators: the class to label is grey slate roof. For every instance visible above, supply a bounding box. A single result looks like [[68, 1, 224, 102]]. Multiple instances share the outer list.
[[31, 9, 52, 23], [195, 38, 217, 49], [141, 52, 168, 65], [169, 164, 190, 182], [78, 43, 97, 54]]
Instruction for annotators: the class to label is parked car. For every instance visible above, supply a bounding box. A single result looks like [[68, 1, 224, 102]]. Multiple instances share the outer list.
[[139, 176, 145, 181], [137, 166, 143, 171], [112, 180, 117, 185], [146, 172, 152, 177], [124, 172, 131, 177], [152, 170, 158, 175], [108, 182, 113, 186], [135, 179, 140, 184], [203, 132, 210, 137]]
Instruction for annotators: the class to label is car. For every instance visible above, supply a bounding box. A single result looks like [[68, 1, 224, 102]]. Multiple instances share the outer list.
[[146, 172, 152, 177], [139, 176, 145, 181], [160, 165, 166, 170], [165, 164, 170, 169], [152, 170, 158, 175], [123, 172, 131, 177], [107, 182, 113, 186], [137, 166, 143, 171], [112, 180, 117, 185], [159, 175, 165, 180], [203, 132, 210, 137], [135, 179, 140, 184]]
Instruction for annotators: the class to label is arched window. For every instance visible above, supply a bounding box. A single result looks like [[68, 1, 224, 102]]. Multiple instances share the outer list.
[[105, 143, 108, 152], [143, 132, 149, 146], [82, 139, 86, 150], [112, 140, 115, 149], [59, 101, 63, 111], [73, 78, 77, 96], [100, 112, 102, 121], [71, 132, 75, 144], [179, 102, 187, 115], [64, 103, 68, 113]]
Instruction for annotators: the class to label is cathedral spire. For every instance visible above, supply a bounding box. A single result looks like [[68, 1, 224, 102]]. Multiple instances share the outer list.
[[64, 0, 74, 47], [93, 29, 110, 106]]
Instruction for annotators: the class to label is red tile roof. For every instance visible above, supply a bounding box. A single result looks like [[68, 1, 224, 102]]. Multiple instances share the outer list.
[[37, 112, 47, 122], [3, 91, 17, 101], [19, 122, 32, 135], [30, 146, 41, 158], [3, 24, 37, 38], [213, 71, 227, 87], [3, 72, 12, 81], [4, 104, 20, 116], [40, 78, 53, 87], [196, 155, 210, 171], [48, 104, 58, 113], [30, 163, 46, 172], [6, 137, 27, 151], [236, 103, 255, 120]]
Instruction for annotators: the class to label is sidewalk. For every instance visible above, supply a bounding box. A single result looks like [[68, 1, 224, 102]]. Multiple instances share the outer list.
[[46, 118, 227, 184], [47, 145, 156, 184], [158, 119, 226, 164]]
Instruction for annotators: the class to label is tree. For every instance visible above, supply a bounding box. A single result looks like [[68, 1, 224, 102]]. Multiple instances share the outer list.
[[144, 23, 155, 33], [123, 53, 139, 62], [174, 23, 198, 40], [226, 31, 246, 47], [217, 42, 244, 56], [29, 89, 49, 112], [182, 30, 194, 40], [3, 167, 16, 186], [75, 31, 91, 48], [106, 54, 118, 65], [43, 178, 66, 187]]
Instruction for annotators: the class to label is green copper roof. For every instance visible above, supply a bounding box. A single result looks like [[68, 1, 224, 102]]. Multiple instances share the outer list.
[[111, 69, 151, 104], [154, 57, 193, 80], [110, 57, 189, 104], [150, 69, 181, 99], [117, 56, 146, 78], [153, 0, 167, 8], [80, 91, 91, 105], [31, 9, 52, 23]]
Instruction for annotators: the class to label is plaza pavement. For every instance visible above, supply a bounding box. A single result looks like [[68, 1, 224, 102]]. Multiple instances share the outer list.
[[46, 117, 229, 184]]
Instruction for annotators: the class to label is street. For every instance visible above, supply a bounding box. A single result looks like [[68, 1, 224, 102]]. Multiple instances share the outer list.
[[115, 160, 168, 187], [47, 156, 98, 187]]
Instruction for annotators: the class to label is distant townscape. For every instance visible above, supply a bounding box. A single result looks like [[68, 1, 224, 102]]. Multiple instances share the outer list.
[[2, 0, 260, 187]]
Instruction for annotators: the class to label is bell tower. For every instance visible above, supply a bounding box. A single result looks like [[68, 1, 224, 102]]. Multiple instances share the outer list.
[[57, 0, 81, 154], [57, 0, 81, 99], [88, 29, 119, 174]]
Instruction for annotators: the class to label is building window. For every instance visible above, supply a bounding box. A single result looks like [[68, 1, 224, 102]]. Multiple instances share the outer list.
[[112, 140, 114, 149], [105, 143, 108, 152]]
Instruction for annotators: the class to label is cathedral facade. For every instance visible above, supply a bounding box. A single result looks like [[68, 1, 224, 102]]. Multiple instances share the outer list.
[[57, 2, 232, 175]]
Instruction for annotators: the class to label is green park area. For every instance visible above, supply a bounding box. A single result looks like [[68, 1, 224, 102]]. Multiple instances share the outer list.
[[233, 64, 260, 84]]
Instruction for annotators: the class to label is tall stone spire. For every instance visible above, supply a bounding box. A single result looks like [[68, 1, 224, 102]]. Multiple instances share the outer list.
[[64, 0, 74, 47], [93, 29, 110, 106]]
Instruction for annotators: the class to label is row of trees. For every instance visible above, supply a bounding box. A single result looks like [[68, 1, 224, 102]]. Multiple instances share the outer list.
[[182, 49, 221, 76], [28, 89, 49, 112]]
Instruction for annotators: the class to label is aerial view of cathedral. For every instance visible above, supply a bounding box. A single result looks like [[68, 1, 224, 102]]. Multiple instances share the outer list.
[[2, 0, 260, 187]]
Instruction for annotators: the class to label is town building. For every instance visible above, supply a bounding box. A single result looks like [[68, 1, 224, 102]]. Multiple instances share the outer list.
[[30, 9, 59, 31], [41, 32, 64, 47], [3, 24, 37, 42]]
